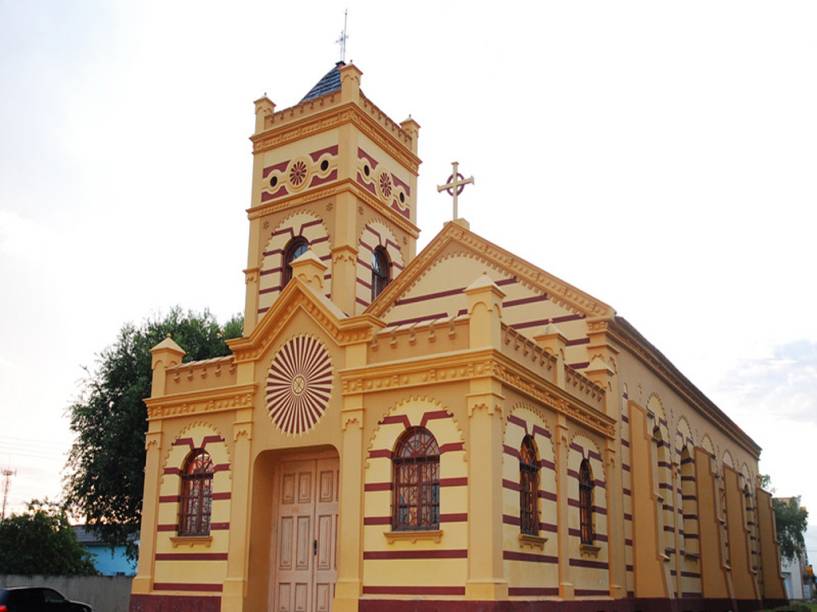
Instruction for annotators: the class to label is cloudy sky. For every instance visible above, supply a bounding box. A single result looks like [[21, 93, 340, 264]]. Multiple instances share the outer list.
[[1, 1, 816, 560]]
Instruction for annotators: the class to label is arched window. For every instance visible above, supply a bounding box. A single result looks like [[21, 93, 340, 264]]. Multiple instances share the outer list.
[[519, 436, 539, 535], [178, 449, 214, 536], [282, 236, 309, 287], [371, 246, 391, 300], [392, 427, 440, 531], [579, 458, 594, 544]]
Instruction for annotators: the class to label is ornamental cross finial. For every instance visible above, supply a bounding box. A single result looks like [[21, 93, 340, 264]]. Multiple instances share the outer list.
[[336, 9, 349, 63], [437, 161, 475, 220]]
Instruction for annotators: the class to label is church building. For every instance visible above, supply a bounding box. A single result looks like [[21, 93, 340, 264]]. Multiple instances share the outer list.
[[129, 62, 787, 612]]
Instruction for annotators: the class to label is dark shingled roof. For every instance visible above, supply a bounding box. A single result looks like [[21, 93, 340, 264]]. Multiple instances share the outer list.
[[300, 62, 345, 103]]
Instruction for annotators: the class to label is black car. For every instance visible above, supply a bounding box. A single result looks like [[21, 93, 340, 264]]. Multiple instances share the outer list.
[[0, 587, 91, 612]]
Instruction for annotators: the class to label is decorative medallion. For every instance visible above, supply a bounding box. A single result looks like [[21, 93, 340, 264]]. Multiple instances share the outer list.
[[266, 335, 333, 435], [287, 158, 310, 191], [378, 171, 393, 199]]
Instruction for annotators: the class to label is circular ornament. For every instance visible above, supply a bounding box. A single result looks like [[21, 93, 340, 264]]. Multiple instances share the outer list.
[[287, 157, 311, 191], [377, 171, 393, 200], [266, 335, 333, 435]]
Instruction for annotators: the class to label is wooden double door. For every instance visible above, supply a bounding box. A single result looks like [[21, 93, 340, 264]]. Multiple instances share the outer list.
[[273, 457, 339, 612]]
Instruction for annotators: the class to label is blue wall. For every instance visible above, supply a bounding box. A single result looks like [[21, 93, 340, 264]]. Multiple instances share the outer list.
[[85, 544, 136, 576]]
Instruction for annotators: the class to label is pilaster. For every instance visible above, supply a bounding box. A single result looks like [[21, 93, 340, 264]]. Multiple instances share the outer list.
[[334, 340, 367, 611], [222, 413, 253, 612], [399, 117, 420, 229], [131, 425, 162, 594], [629, 402, 669, 598], [755, 488, 788, 604], [331, 244, 358, 315], [724, 466, 761, 602], [465, 378, 507, 600], [555, 415, 574, 599], [586, 356, 626, 599], [243, 266, 259, 334], [695, 447, 732, 600]]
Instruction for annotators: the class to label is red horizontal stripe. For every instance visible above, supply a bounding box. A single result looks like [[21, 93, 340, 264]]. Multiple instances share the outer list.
[[362, 586, 465, 596], [574, 588, 609, 596], [503, 551, 558, 564], [212, 492, 231, 500], [440, 477, 468, 487], [503, 445, 520, 458], [363, 549, 466, 560], [502, 478, 520, 492], [364, 482, 392, 492], [439, 442, 465, 454], [507, 414, 528, 431], [159, 495, 179, 503], [508, 587, 559, 596], [503, 294, 549, 308], [570, 559, 608, 569], [153, 582, 223, 593], [155, 552, 228, 561]]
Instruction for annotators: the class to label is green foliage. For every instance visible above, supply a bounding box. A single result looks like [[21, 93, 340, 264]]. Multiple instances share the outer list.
[[64, 308, 243, 558], [772, 495, 809, 561], [0, 500, 96, 575], [759, 473, 772, 491]]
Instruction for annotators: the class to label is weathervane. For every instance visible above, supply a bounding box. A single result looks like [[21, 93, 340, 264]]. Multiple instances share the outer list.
[[336, 9, 349, 63], [437, 161, 475, 220]]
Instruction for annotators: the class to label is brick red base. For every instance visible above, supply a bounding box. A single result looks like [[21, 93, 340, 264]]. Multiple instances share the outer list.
[[360, 598, 775, 612], [128, 594, 781, 612], [129, 594, 221, 612]]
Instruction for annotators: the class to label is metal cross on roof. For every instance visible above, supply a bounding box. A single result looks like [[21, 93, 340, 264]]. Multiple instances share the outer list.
[[336, 10, 349, 63], [437, 161, 475, 220]]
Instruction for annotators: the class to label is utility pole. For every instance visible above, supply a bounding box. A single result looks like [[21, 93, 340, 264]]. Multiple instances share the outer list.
[[1, 468, 15, 520]]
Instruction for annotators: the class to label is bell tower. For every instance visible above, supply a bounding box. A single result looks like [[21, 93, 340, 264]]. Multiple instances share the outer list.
[[243, 62, 421, 334]]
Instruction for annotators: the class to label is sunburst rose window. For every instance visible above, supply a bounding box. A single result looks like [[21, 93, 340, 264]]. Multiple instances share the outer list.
[[266, 335, 333, 435]]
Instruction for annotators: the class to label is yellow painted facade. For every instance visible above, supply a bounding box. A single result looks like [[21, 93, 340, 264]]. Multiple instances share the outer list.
[[130, 63, 787, 612]]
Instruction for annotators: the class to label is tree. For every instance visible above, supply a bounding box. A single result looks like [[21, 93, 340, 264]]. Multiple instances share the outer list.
[[0, 500, 96, 575], [64, 308, 242, 558], [772, 496, 809, 561]]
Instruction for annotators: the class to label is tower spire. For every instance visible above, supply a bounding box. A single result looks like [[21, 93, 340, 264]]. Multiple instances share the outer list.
[[336, 9, 349, 63]]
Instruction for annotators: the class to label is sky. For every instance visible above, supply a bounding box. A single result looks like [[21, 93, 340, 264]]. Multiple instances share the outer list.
[[1, 0, 816, 561]]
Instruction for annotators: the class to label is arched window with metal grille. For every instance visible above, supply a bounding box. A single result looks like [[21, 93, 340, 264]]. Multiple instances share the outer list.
[[178, 449, 214, 536], [579, 458, 594, 544], [282, 236, 309, 287], [371, 246, 391, 301], [392, 427, 440, 531], [519, 436, 540, 535]]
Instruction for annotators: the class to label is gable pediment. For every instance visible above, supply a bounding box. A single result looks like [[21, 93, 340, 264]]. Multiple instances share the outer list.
[[369, 221, 615, 324], [228, 280, 382, 363]]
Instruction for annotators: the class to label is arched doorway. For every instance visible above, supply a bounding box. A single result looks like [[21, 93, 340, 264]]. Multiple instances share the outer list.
[[247, 446, 339, 612]]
